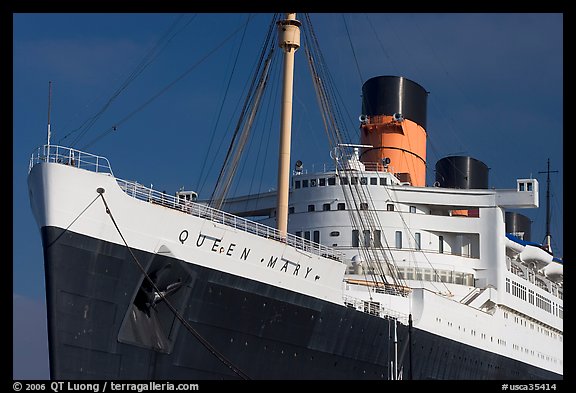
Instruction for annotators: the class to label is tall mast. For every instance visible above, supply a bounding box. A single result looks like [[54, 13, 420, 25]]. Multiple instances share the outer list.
[[276, 13, 301, 237], [538, 158, 558, 254]]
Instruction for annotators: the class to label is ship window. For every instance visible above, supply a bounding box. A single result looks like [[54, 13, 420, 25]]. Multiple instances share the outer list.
[[527, 182, 533, 191], [328, 177, 336, 186], [380, 177, 387, 186], [330, 231, 340, 237], [415, 232, 421, 250], [410, 206, 417, 213], [308, 204, 315, 212], [296, 231, 302, 238], [395, 231, 402, 249], [363, 230, 371, 247], [439, 235, 444, 253], [319, 178, 326, 186], [351, 177, 358, 185], [387, 204, 394, 211], [519, 182, 525, 191], [304, 231, 311, 240], [360, 202, 369, 210], [295, 180, 301, 189], [289, 206, 295, 214], [323, 203, 331, 211], [370, 177, 378, 185], [337, 203, 345, 210], [352, 230, 359, 247], [303, 179, 309, 188], [310, 179, 317, 187], [341, 177, 349, 185], [313, 230, 320, 243], [360, 177, 367, 185], [374, 230, 382, 247]]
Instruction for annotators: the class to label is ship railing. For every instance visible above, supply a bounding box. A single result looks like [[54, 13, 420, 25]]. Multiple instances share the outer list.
[[116, 178, 342, 262], [292, 161, 392, 174], [29, 145, 114, 176], [342, 294, 409, 324]]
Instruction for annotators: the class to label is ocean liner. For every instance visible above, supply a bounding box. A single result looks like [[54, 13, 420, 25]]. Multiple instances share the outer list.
[[27, 13, 563, 379]]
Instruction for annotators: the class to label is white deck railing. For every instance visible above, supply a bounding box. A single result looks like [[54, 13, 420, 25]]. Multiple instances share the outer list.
[[29, 145, 113, 175], [29, 145, 341, 262]]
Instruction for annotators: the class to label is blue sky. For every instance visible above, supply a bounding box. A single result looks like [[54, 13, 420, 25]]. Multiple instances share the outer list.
[[12, 13, 563, 379]]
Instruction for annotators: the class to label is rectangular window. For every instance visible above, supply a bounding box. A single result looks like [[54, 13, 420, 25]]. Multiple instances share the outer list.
[[409, 206, 416, 213], [360, 202, 369, 210], [323, 203, 331, 211], [395, 231, 402, 249], [313, 230, 320, 243], [296, 231, 302, 238], [308, 204, 315, 212], [295, 180, 301, 189], [439, 235, 444, 253], [337, 203, 345, 210], [304, 231, 311, 241], [415, 232, 421, 250], [302, 179, 309, 188], [352, 230, 359, 247], [319, 178, 326, 186], [363, 230, 371, 247], [387, 204, 395, 211], [341, 177, 349, 185], [380, 177, 387, 186], [328, 177, 336, 186], [374, 230, 382, 247], [527, 182, 533, 191], [370, 177, 378, 185], [288, 206, 295, 214], [351, 177, 358, 185]]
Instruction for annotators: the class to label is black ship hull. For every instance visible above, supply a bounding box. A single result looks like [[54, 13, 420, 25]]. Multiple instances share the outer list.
[[41, 226, 561, 380]]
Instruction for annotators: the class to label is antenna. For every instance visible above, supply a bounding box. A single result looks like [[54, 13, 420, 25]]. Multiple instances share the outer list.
[[538, 158, 558, 254], [47, 81, 52, 148]]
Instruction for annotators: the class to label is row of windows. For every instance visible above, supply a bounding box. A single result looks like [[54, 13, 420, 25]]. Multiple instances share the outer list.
[[294, 176, 394, 189], [397, 267, 474, 286], [436, 313, 561, 366], [294, 202, 412, 213], [509, 260, 562, 299], [295, 228, 445, 254], [351, 229, 431, 251], [503, 309, 563, 347], [505, 278, 563, 319]]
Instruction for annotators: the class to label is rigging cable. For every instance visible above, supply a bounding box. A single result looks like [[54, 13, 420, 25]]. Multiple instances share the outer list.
[[81, 16, 252, 150], [195, 13, 253, 194], [302, 14, 405, 290], [61, 14, 196, 148], [209, 14, 280, 209], [96, 189, 251, 380], [342, 14, 364, 87]]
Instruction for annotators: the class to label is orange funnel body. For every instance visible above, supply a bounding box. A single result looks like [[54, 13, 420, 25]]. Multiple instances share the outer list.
[[360, 115, 427, 186], [359, 76, 428, 187]]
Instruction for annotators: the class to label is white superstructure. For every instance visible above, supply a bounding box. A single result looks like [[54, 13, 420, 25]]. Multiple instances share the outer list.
[[219, 151, 563, 375]]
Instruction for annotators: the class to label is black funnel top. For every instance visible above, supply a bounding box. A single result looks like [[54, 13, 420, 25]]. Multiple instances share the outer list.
[[361, 76, 428, 129]]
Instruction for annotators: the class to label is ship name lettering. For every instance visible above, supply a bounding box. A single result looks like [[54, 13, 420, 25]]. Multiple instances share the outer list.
[[267, 256, 278, 268], [240, 248, 250, 260], [211, 238, 221, 252], [195, 233, 206, 247], [305, 266, 313, 278], [293, 264, 300, 276], [226, 243, 236, 256]]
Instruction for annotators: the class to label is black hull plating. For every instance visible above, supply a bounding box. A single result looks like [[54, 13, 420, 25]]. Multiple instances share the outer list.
[[41, 227, 561, 380]]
